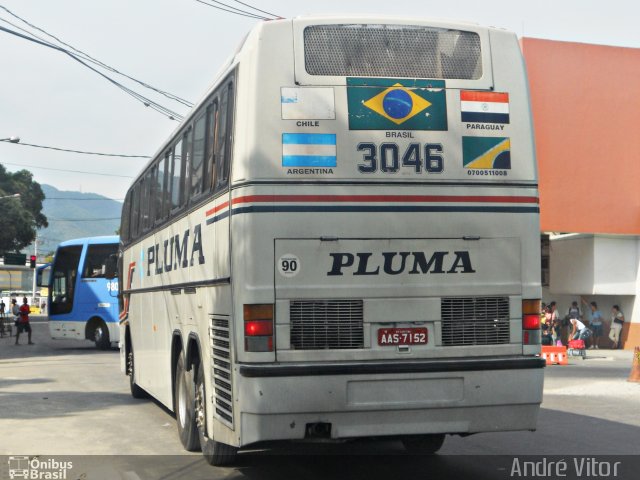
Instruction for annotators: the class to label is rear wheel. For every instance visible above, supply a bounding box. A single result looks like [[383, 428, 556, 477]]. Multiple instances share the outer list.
[[402, 434, 446, 455], [195, 361, 238, 466], [174, 352, 200, 452], [93, 320, 110, 349]]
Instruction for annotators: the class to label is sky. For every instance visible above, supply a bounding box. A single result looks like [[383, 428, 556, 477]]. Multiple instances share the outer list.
[[0, 0, 638, 202]]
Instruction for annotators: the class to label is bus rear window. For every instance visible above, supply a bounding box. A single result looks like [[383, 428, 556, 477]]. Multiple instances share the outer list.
[[304, 24, 482, 79]]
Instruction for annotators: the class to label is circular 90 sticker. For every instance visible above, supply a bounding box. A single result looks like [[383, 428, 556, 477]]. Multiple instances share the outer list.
[[278, 254, 300, 277]]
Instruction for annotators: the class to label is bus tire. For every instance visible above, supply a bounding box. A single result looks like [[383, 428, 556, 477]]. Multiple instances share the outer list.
[[401, 434, 445, 455], [127, 348, 148, 399], [174, 352, 200, 452], [195, 363, 238, 466], [93, 320, 110, 350]]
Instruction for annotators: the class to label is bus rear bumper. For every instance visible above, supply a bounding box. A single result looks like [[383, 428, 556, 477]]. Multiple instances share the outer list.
[[234, 357, 544, 446]]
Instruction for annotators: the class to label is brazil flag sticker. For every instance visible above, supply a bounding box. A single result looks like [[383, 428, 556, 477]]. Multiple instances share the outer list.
[[347, 78, 447, 131]]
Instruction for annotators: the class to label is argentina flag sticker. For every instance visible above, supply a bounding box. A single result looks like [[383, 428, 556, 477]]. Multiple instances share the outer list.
[[282, 133, 337, 167]]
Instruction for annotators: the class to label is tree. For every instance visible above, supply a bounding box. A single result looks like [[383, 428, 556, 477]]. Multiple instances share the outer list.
[[0, 164, 48, 253]]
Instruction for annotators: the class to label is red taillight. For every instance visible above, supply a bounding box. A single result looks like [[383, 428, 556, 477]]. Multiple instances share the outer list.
[[522, 299, 542, 346], [244, 304, 274, 352], [245, 320, 273, 336], [523, 314, 540, 330]]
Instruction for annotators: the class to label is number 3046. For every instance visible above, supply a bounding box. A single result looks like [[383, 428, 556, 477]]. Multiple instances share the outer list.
[[357, 142, 444, 174]]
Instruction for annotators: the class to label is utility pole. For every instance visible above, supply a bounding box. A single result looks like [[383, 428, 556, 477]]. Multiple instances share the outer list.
[[31, 235, 37, 305]]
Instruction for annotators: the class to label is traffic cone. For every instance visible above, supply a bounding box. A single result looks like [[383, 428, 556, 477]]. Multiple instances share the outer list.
[[628, 346, 640, 383]]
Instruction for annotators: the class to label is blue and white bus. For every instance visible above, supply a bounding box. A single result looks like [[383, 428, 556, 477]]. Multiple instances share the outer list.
[[47, 236, 119, 349]]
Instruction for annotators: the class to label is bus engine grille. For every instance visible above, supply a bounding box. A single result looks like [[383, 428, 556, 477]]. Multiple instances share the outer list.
[[441, 297, 510, 346], [209, 317, 233, 428], [290, 300, 364, 350], [303, 24, 482, 79]]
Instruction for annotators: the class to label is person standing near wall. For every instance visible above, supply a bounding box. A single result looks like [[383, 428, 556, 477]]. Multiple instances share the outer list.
[[582, 299, 603, 349], [609, 305, 625, 349]]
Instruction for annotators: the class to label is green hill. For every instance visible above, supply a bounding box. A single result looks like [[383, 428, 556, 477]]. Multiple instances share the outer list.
[[37, 184, 122, 255]]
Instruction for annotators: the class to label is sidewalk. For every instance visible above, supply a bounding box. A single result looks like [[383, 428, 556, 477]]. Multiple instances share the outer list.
[[578, 347, 634, 362]]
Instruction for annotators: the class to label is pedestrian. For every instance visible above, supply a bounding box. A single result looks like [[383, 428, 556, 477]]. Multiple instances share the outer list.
[[541, 305, 553, 345], [0, 298, 6, 338], [609, 305, 625, 349], [15, 296, 34, 345], [581, 299, 603, 349], [549, 301, 561, 346], [569, 314, 591, 343]]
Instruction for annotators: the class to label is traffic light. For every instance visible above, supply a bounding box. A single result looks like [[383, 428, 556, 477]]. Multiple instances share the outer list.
[[29, 255, 36, 268]]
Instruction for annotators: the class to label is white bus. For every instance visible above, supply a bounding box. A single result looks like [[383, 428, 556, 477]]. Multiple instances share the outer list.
[[118, 16, 544, 465]]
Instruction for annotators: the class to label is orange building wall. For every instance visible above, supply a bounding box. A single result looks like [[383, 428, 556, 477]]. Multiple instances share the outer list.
[[521, 38, 640, 234]]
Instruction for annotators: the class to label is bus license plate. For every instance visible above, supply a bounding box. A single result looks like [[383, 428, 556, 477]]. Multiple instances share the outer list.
[[378, 328, 428, 346]]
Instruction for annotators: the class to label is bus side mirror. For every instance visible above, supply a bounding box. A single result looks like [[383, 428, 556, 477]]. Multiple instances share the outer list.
[[104, 254, 118, 279], [36, 264, 51, 287]]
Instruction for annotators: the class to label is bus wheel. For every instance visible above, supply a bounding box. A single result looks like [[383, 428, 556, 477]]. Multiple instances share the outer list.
[[127, 348, 147, 399], [401, 434, 445, 454], [93, 321, 110, 350], [195, 362, 238, 466], [174, 352, 200, 452]]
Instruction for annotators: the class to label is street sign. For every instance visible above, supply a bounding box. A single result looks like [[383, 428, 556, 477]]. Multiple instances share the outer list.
[[3, 253, 27, 265]]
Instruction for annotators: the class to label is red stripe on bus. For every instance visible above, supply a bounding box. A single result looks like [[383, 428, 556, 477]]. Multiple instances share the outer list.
[[460, 91, 509, 103], [205, 200, 230, 217], [231, 194, 538, 205]]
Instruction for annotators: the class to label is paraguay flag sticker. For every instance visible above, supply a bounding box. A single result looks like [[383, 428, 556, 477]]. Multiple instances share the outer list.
[[461, 91, 510, 124], [463, 136, 511, 170], [282, 133, 337, 167]]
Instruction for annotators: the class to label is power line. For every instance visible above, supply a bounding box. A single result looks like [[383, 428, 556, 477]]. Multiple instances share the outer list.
[[45, 197, 124, 201], [231, 0, 281, 18], [48, 217, 120, 222], [2, 162, 134, 178], [0, 5, 194, 108], [193, 0, 267, 19], [0, 139, 150, 158], [0, 24, 184, 121]]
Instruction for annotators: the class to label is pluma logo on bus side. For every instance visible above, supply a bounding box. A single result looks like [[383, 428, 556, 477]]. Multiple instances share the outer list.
[[146, 225, 205, 276], [327, 251, 475, 276]]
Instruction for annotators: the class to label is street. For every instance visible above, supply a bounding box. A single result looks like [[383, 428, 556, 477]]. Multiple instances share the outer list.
[[0, 319, 638, 480]]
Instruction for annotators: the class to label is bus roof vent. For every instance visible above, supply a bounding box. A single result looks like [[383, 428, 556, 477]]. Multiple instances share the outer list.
[[303, 24, 482, 79]]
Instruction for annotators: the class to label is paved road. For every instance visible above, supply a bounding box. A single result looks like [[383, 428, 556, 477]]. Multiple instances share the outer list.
[[0, 320, 638, 479]]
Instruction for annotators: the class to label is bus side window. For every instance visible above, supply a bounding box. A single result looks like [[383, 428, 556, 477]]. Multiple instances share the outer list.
[[141, 169, 153, 232], [215, 83, 232, 191], [82, 244, 119, 279], [191, 112, 207, 199], [204, 101, 218, 192], [182, 128, 192, 206], [121, 191, 131, 243], [156, 155, 167, 224], [131, 183, 141, 239], [148, 166, 157, 228], [171, 139, 183, 211]]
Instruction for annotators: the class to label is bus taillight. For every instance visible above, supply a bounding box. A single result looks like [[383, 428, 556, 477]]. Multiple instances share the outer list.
[[244, 304, 274, 352], [522, 299, 541, 345]]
